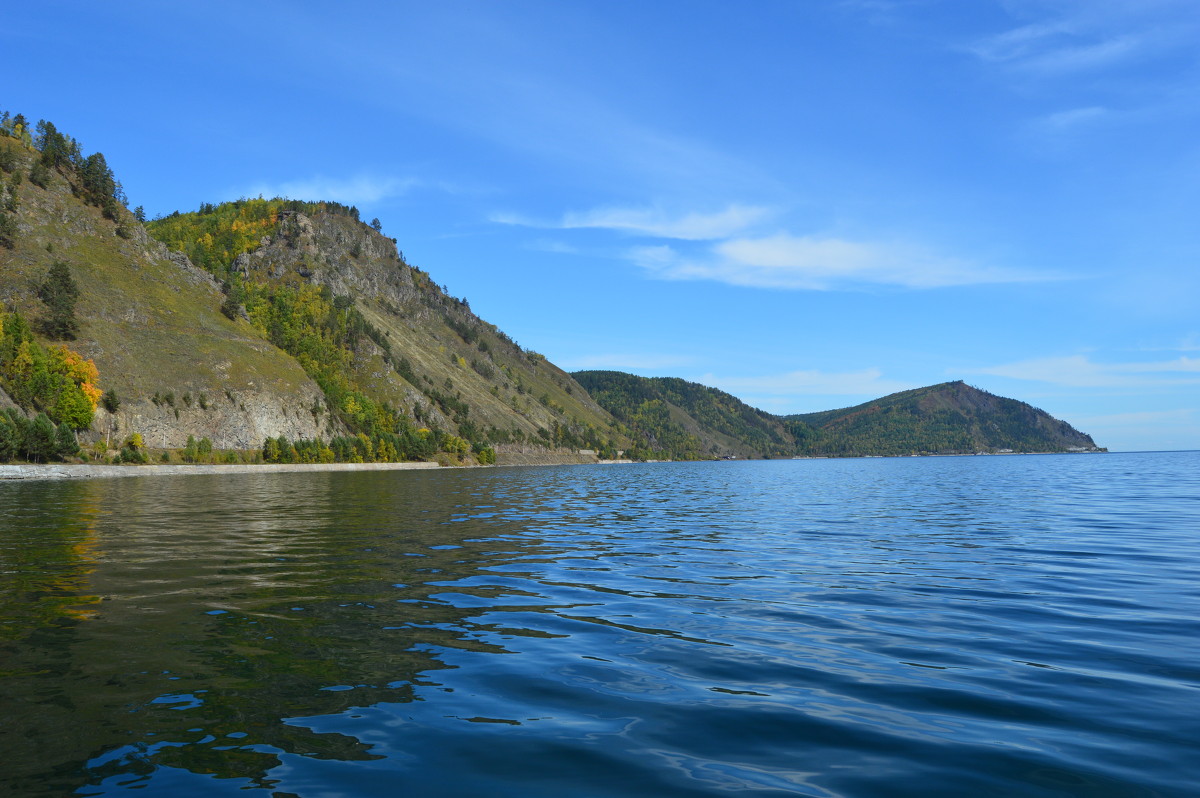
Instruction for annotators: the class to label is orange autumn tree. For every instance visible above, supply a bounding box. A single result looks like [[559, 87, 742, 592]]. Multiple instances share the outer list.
[[47, 345, 101, 429], [0, 310, 102, 430], [48, 345, 101, 407]]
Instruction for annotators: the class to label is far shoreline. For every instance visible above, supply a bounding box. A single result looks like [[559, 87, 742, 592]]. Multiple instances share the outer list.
[[0, 450, 1119, 482]]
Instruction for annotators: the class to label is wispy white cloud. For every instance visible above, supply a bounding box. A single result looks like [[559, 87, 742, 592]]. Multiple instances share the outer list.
[[972, 25, 1141, 74], [630, 234, 1058, 290], [241, 174, 419, 205], [493, 204, 772, 241], [560, 205, 771, 240], [968, 0, 1199, 78], [698, 367, 917, 399], [970, 354, 1200, 387], [1034, 105, 1109, 132]]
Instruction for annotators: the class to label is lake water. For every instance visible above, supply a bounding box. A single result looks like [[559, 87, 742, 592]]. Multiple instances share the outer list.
[[1, 452, 1197, 797]]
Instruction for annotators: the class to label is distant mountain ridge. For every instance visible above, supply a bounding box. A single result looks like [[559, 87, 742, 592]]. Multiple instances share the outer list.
[[785, 380, 1101, 456], [574, 372, 1102, 459]]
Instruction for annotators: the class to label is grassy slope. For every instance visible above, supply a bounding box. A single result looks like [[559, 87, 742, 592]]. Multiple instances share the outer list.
[[0, 138, 323, 441]]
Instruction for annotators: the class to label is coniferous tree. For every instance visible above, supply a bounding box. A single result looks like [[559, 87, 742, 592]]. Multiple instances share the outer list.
[[29, 161, 49, 188], [0, 410, 23, 462], [38, 261, 80, 339], [55, 421, 79, 458], [26, 413, 56, 462]]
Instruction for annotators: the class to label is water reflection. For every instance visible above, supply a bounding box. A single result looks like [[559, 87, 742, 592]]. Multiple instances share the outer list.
[[0, 455, 1197, 798], [0, 480, 103, 640], [0, 470, 571, 796]]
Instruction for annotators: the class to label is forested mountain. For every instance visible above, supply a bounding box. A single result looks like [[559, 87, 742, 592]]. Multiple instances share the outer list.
[[784, 381, 1101, 456], [0, 110, 623, 465], [573, 370, 796, 460], [575, 372, 1103, 459]]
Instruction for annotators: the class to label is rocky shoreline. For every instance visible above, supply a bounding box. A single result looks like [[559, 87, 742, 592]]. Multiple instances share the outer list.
[[0, 461, 443, 481], [0, 456, 639, 481]]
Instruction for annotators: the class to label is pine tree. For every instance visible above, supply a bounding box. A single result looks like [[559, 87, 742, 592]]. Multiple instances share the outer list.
[[55, 421, 79, 458], [26, 413, 56, 462], [38, 261, 80, 339]]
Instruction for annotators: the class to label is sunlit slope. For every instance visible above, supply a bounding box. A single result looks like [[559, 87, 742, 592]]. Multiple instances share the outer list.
[[0, 136, 325, 449], [148, 200, 624, 458]]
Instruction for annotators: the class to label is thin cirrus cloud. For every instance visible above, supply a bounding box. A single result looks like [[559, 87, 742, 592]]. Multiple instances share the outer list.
[[497, 204, 1051, 291], [492, 204, 772, 241], [1034, 105, 1109, 132], [630, 234, 1055, 291], [558, 204, 772, 240], [965, 1, 1200, 78], [970, 355, 1200, 388], [241, 175, 419, 205], [976, 29, 1142, 74]]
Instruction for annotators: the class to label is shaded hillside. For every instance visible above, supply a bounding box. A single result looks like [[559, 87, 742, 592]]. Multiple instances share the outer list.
[[786, 381, 1101, 456], [575, 372, 1103, 459], [573, 370, 797, 459]]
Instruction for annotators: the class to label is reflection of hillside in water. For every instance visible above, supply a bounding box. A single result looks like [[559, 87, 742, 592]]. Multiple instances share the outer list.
[[0, 470, 562, 796], [0, 479, 103, 638]]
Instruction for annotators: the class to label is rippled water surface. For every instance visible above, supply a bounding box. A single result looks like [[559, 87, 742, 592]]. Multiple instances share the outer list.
[[1, 452, 1198, 797]]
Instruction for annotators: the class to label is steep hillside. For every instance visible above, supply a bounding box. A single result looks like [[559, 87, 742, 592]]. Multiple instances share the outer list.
[[145, 199, 622, 459], [0, 113, 622, 463], [786, 381, 1101, 456], [0, 129, 326, 451], [575, 372, 1103, 459]]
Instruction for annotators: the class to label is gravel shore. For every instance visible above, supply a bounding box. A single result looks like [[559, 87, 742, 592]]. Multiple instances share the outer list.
[[0, 461, 444, 481]]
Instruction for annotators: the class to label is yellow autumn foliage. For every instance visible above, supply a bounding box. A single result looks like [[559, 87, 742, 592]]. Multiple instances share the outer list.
[[49, 345, 101, 409]]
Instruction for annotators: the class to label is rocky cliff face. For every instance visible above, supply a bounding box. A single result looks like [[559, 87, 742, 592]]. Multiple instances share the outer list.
[[236, 211, 419, 309], [93, 389, 325, 451]]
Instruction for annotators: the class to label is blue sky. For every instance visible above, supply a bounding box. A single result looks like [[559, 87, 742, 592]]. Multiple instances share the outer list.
[[4, 0, 1198, 451]]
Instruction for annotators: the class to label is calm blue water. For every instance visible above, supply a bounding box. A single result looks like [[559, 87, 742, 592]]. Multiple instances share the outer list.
[[1, 452, 1197, 797]]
